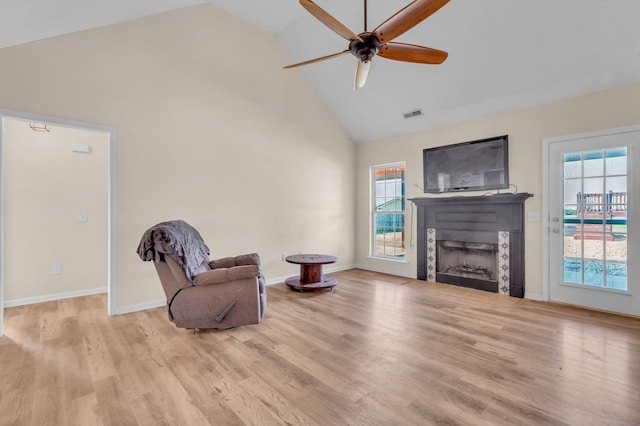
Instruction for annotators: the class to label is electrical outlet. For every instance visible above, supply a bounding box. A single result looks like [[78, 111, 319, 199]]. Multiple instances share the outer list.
[[282, 253, 285, 261], [52, 263, 62, 274]]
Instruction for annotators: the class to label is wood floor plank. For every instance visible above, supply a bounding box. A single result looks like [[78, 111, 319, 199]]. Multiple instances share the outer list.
[[0, 341, 36, 425], [2, 269, 640, 425], [63, 393, 102, 426]]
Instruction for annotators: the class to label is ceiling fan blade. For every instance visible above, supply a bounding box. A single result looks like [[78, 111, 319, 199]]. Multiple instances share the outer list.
[[283, 50, 350, 69], [373, 0, 450, 43], [300, 0, 363, 42], [378, 42, 448, 64], [354, 59, 372, 90]]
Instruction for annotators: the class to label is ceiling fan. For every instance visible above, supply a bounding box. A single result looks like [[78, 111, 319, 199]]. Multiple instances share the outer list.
[[284, 0, 451, 90]]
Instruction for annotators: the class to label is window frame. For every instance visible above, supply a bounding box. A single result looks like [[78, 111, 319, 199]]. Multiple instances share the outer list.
[[370, 162, 406, 261]]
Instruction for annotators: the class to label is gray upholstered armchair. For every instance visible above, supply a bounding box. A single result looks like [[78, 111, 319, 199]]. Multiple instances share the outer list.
[[138, 220, 266, 330]]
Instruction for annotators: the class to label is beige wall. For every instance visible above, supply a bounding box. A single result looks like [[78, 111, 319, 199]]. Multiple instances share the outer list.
[[3, 120, 108, 301], [356, 81, 640, 297], [0, 5, 356, 309]]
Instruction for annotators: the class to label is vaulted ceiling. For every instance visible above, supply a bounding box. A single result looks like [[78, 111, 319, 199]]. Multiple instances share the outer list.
[[2, 0, 640, 143]]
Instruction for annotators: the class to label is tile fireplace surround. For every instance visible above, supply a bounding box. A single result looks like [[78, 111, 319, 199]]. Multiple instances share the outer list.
[[410, 193, 533, 297]]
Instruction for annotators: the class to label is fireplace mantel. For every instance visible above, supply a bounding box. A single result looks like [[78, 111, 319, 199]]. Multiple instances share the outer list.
[[410, 193, 533, 297], [410, 193, 532, 207]]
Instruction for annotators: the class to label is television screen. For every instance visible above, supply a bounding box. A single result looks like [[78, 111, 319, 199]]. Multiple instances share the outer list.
[[423, 135, 509, 193]]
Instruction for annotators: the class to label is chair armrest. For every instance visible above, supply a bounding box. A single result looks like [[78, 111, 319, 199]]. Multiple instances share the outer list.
[[209, 253, 261, 269], [193, 264, 259, 286]]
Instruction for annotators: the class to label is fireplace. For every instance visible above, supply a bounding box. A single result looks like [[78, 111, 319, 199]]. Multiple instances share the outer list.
[[438, 240, 497, 281], [411, 193, 532, 297]]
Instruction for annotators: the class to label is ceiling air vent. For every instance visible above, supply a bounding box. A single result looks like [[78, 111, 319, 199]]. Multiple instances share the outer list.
[[403, 109, 423, 119]]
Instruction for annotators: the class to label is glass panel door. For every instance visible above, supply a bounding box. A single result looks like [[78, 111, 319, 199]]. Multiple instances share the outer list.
[[547, 126, 639, 316]]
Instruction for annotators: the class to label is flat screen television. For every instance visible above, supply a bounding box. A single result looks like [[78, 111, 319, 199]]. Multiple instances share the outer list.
[[423, 135, 509, 193]]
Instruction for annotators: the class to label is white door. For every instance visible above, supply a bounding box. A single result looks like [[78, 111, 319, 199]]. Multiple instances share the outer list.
[[545, 126, 640, 316]]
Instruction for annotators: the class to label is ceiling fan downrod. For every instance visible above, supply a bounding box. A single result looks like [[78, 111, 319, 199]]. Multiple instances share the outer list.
[[364, 0, 367, 32]]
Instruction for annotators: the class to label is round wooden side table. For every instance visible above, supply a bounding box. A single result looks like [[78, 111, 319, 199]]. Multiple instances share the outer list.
[[285, 254, 338, 292]]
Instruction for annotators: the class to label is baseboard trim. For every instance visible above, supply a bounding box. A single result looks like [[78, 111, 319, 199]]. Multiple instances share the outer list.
[[525, 292, 545, 301], [354, 264, 417, 279], [4, 287, 107, 308], [116, 299, 166, 315], [265, 276, 288, 286]]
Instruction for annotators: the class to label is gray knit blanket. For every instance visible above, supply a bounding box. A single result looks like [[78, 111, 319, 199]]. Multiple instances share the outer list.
[[137, 220, 210, 281]]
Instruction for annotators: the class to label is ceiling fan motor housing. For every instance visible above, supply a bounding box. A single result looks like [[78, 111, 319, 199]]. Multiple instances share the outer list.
[[349, 33, 381, 62]]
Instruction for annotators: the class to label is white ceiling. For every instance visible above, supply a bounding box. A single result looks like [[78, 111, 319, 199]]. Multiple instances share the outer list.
[[2, 0, 640, 143]]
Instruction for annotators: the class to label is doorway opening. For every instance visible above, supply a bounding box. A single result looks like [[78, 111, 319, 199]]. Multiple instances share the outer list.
[[0, 110, 117, 336]]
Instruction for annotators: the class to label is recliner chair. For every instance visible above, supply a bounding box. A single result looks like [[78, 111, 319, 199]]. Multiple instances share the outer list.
[[138, 220, 266, 330]]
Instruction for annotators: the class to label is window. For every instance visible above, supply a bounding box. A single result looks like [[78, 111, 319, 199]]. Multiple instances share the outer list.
[[562, 148, 627, 290], [371, 163, 406, 259]]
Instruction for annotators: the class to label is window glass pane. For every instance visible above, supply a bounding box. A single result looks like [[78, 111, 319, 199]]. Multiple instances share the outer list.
[[583, 237, 604, 261], [583, 210, 604, 224], [564, 204, 579, 218], [377, 227, 392, 256], [583, 150, 604, 177], [563, 179, 581, 205], [564, 258, 581, 284], [582, 178, 604, 212], [605, 147, 627, 175], [583, 260, 604, 287], [563, 152, 582, 178], [563, 232, 581, 258], [606, 235, 626, 263], [391, 167, 399, 181], [605, 176, 626, 196], [374, 236, 385, 256], [393, 232, 404, 257], [606, 262, 627, 291]]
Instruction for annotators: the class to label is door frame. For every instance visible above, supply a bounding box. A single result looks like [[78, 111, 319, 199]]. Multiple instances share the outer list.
[[0, 109, 117, 337], [542, 124, 640, 304]]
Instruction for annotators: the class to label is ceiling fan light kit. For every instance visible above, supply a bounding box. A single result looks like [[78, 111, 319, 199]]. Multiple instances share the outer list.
[[284, 0, 451, 90]]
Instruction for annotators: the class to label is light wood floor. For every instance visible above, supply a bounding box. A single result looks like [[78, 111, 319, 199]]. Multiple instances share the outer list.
[[2, 269, 640, 425]]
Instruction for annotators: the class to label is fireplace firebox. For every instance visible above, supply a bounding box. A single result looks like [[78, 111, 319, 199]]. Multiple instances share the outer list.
[[410, 193, 532, 297], [437, 240, 498, 281]]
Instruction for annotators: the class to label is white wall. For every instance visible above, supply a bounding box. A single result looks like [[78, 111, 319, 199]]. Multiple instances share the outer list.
[[3, 120, 108, 302], [0, 4, 356, 310], [356, 81, 640, 297]]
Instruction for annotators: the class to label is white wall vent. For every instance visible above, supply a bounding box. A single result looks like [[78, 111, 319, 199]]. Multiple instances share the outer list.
[[403, 109, 423, 119]]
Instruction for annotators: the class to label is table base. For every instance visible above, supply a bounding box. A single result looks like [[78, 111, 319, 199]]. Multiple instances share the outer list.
[[285, 276, 338, 292]]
